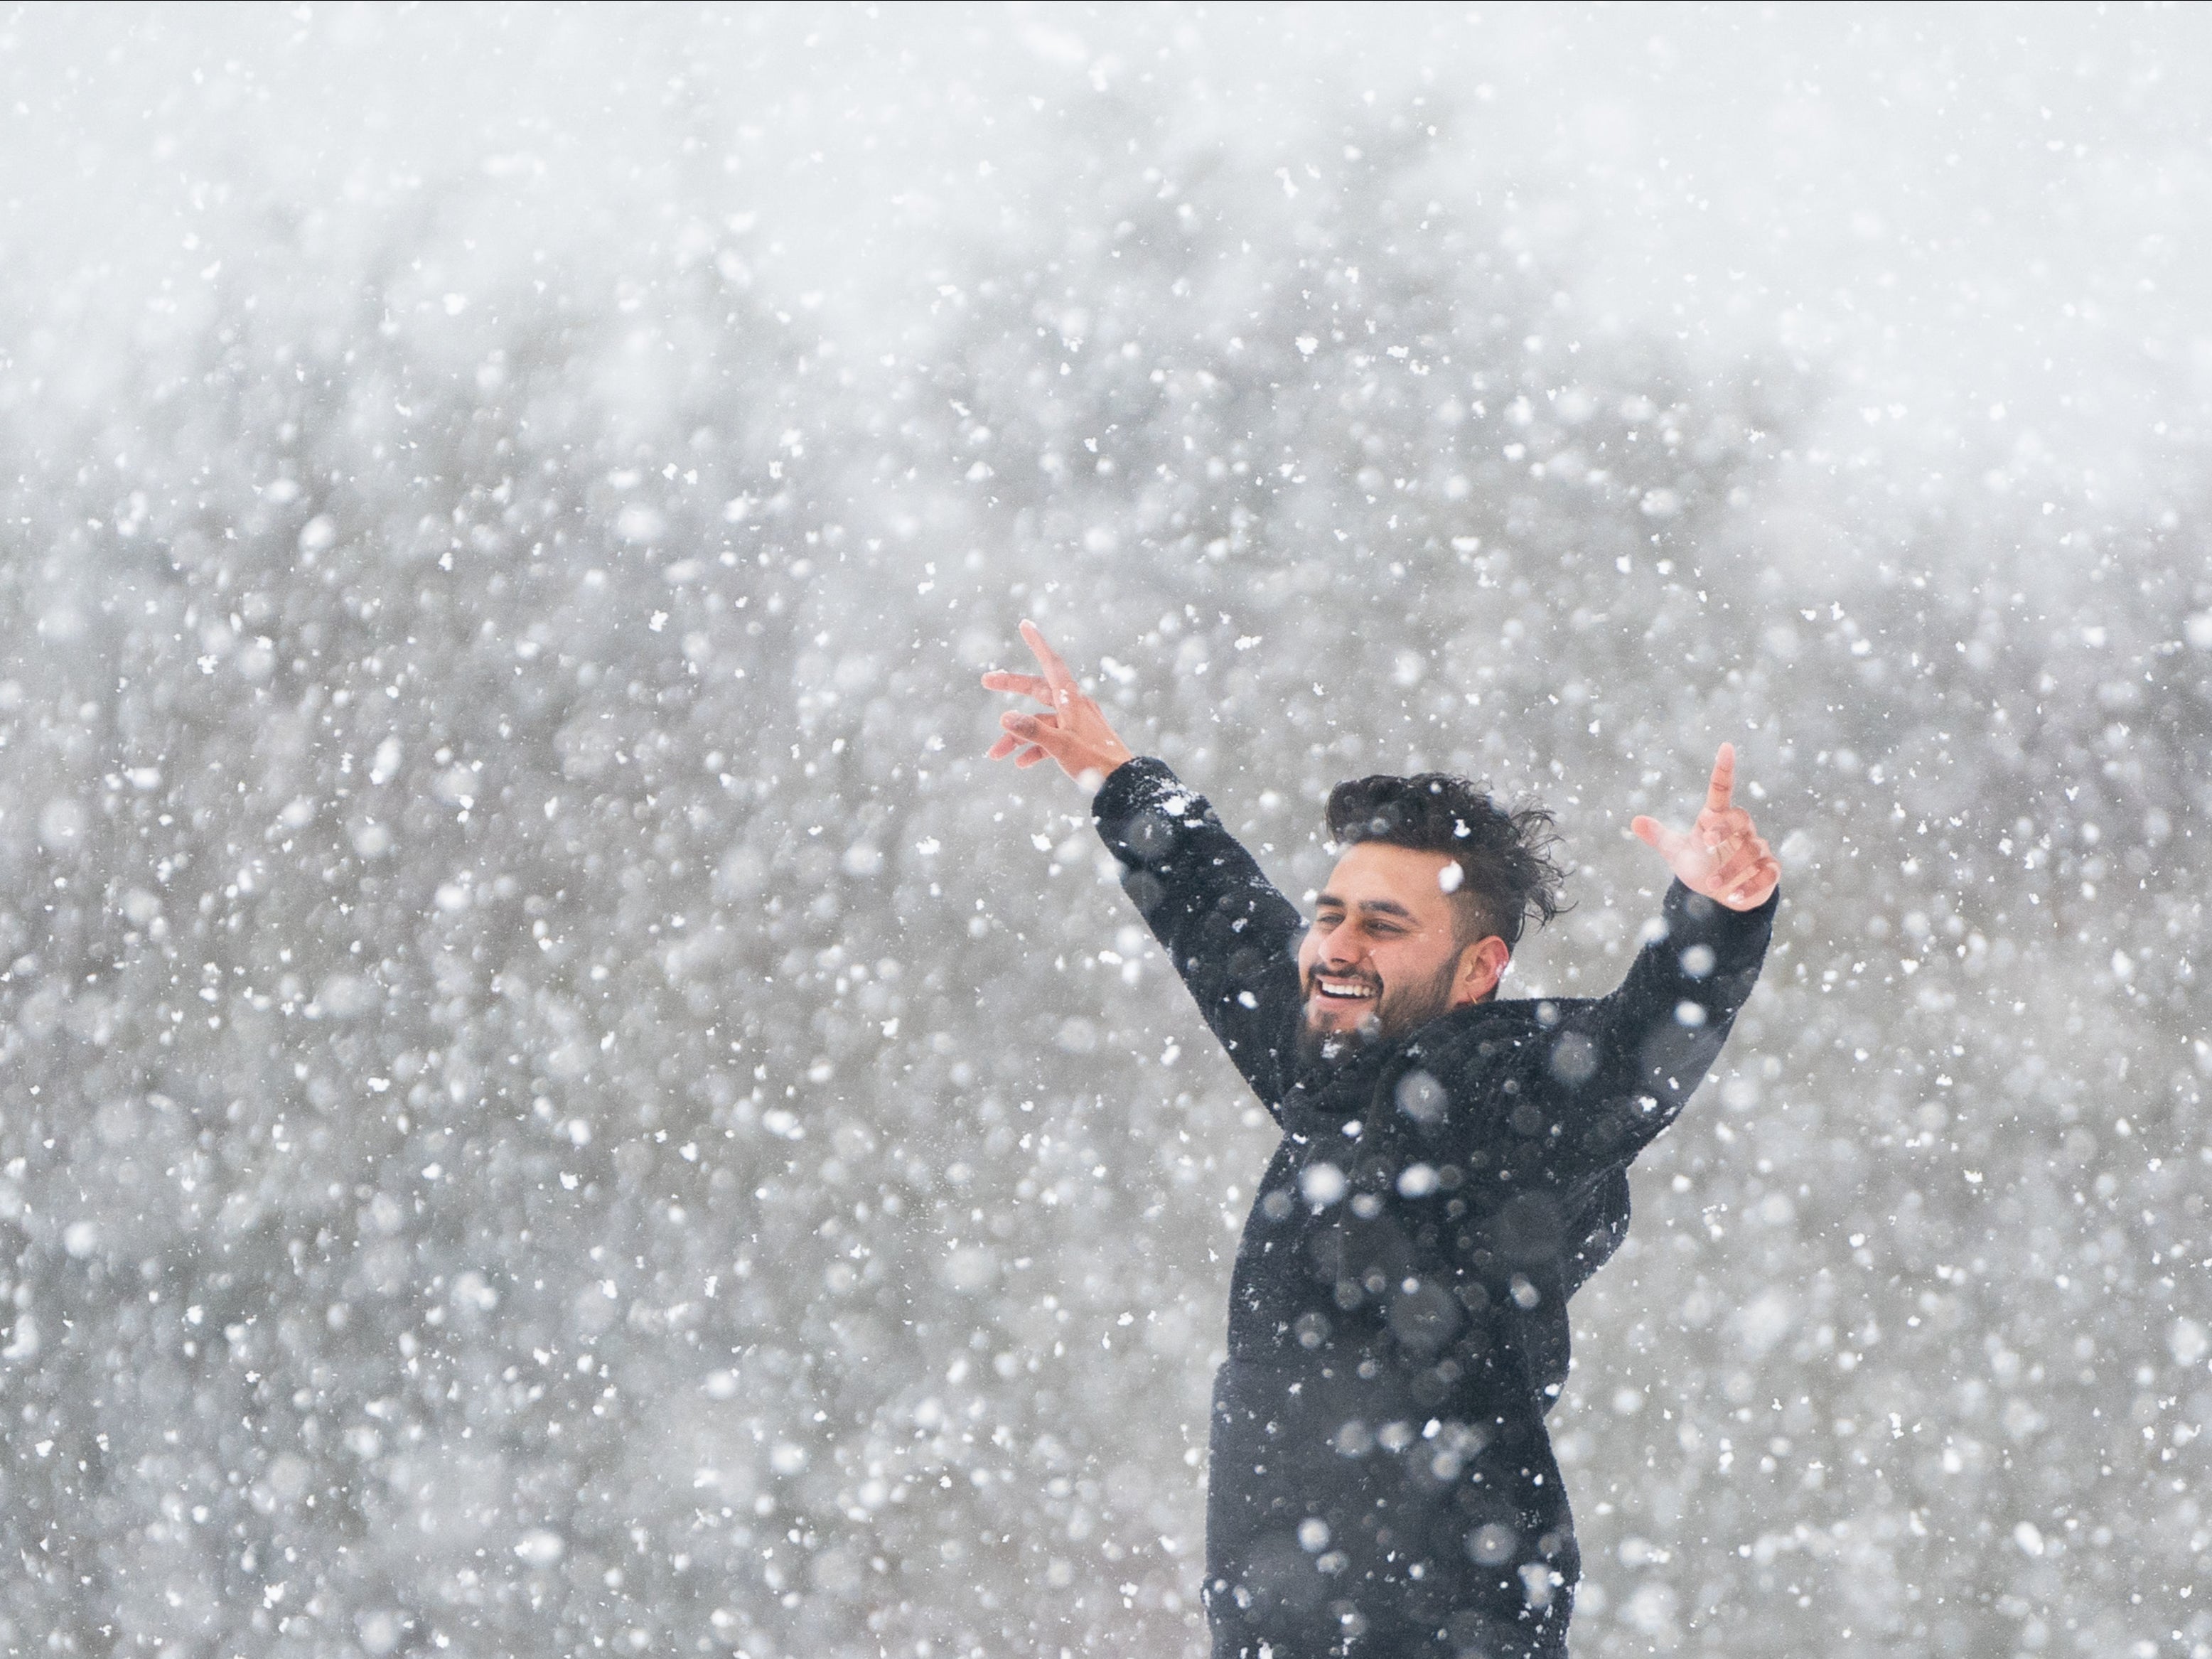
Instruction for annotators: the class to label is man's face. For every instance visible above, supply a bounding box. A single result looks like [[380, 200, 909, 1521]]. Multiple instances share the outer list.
[[1296, 841, 1502, 1054]]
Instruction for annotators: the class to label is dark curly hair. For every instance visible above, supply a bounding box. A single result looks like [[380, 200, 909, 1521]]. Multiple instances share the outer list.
[[1325, 773, 1569, 948]]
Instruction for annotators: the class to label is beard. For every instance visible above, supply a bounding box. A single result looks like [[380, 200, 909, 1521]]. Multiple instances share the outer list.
[[1295, 955, 1462, 1070]]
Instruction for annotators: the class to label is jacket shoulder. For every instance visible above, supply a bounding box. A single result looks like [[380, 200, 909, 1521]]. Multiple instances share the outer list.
[[1406, 994, 1604, 1053], [1392, 997, 1619, 1107]]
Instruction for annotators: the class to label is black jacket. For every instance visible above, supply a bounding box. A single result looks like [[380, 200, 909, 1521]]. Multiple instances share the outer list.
[[1094, 757, 1775, 1655]]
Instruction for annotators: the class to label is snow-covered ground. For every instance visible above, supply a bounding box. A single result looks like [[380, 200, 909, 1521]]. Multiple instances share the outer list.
[[1, 6, 2208, 1655]]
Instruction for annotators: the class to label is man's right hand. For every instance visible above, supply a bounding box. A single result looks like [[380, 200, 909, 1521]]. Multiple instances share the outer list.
[[981, 620, 1135, 792]]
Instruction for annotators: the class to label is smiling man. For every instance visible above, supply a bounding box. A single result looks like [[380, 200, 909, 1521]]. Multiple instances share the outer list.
[[985, 621, 1780, 1659], [1293, 777, 1549, 1073]]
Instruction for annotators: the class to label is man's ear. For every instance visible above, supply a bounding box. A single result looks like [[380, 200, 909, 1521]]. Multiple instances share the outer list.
[[1451, 935, 1510, 1006]]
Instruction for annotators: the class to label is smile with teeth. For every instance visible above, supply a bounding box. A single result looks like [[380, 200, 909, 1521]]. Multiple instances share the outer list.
[[1312, 975, 1378, 1002]]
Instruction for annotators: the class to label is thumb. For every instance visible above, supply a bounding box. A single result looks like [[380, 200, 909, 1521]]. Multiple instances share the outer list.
[[1631, 815, 1687, 860]]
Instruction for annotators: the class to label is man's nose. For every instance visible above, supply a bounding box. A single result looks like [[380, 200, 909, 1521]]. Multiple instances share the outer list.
[[1318, 936, 1367, 972]]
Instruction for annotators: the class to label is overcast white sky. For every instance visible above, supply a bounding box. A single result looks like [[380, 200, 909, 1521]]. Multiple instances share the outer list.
[[4, 2, 2207, 477]]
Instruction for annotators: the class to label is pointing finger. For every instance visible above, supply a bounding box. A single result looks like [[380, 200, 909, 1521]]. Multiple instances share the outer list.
[[1020, 619, 1078, 704], [1704, 743, 1737, 817]]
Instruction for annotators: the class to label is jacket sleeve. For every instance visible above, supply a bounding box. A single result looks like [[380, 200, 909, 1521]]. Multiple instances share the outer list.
[[1501, 879, 1776, 1184], [1092, 757, 1308, 1115]]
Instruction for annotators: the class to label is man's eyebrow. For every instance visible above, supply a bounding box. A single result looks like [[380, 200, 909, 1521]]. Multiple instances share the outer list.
[[1314, 891, 1419, 921], [1355, 898, 1418, 920]]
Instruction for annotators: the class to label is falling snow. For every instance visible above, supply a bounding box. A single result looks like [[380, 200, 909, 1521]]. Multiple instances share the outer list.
[[1, 7, 2211, 1658]]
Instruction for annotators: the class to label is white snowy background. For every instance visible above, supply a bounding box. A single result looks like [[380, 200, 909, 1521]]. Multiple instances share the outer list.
[[2, 4, 2210, 1655]]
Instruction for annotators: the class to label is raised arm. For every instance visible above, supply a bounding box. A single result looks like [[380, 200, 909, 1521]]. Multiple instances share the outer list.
[[1539, 746, 1778, 1176], [1531, 875, 1776, 1179], [1418, 747, 1780, 1186], [983, 621, 1308, 1110]]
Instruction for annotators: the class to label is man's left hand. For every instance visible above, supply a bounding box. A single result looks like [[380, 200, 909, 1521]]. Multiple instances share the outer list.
[[1631, 743, 1781, 911]]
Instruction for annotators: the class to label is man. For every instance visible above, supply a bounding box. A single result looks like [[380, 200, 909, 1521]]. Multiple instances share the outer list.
[[984, 621, 1780, 1658]]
